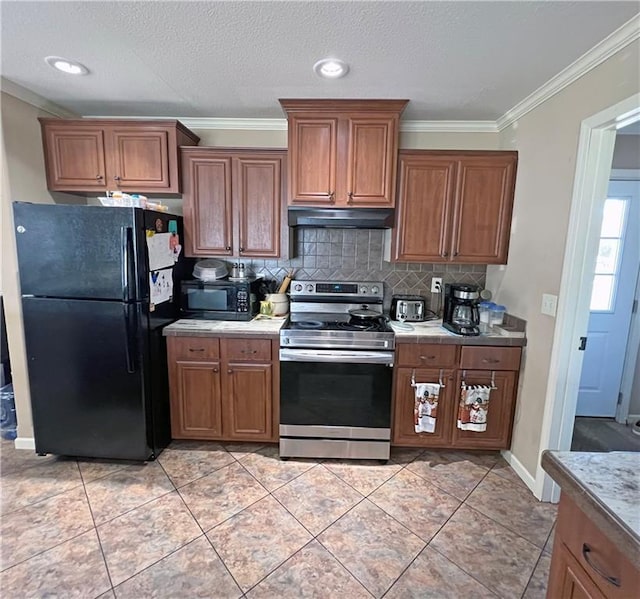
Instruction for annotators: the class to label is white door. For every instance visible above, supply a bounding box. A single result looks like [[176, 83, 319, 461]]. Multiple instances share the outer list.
[[577, 180, 640, 417]]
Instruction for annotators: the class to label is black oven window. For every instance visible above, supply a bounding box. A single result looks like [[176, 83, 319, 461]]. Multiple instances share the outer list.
[[186, 288, 228, 311]]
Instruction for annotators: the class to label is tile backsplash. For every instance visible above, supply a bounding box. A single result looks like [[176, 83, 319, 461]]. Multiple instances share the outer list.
[[225, 228, 486, 310]]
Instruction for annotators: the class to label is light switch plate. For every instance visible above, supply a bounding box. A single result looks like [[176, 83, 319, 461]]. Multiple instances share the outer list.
[[541, 293, 558, 317]]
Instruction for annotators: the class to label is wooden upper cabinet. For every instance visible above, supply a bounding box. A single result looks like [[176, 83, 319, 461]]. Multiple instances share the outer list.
[[235, 156, 282, 257], [393, 155, 457, 261], [391, 150, 518, 264], [347, 116, 397, 206], [41, 126, 108, 190], [288, 116, 338, 205], [182, 153, 233, 256], [280, 99, 408, 208], [452, 155, 517, 263], [181, 148, 286, 258], [39, 118, 199, 194]]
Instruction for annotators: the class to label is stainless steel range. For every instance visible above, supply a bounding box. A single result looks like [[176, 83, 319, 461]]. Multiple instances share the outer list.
[[279, 280, 395, 460]]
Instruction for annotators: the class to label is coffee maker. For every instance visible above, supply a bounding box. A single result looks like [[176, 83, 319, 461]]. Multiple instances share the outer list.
[[443, 284, 481, 336]]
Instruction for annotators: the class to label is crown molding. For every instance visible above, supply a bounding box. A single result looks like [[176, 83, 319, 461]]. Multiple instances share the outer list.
[[497, 14, 640, 131], [179, 117, 287, 131], [1, 77, 76, 118], [400, 120, 498, 133]]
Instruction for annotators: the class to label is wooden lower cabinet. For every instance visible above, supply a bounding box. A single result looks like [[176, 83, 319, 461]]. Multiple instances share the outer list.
[[167, 335, 278, 442], [392, 343, 521, 450], [547, 494, 640, 598]]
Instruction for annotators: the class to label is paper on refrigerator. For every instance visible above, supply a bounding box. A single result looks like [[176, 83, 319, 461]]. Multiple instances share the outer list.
[[150, 268, 173, 306], [146, 232, 176, 271]]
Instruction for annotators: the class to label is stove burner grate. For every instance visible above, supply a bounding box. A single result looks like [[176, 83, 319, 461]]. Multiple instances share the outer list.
[[296, 320, 325, 329]]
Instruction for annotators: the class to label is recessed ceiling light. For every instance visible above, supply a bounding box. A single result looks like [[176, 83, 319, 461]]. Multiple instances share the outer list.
[[45, 56, 89, 75], [313, 58, 349, 79]]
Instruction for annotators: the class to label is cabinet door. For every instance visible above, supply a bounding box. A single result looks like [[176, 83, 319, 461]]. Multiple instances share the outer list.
[[288, 116, 338, 205], [42, 126, 108, 191], [392, 367, 456, 447], [450, 369, 518, 449], [182, 153, 233, 256], [345, 116, 397, 207], [108, 127, 171, 190], [223, 363, 274, 441], [451, 155, 517, 263], [169, 360, 223, 439], [235, 155, 283, 258], [548, 542, 606, 599], [393, 155, 457, 261]]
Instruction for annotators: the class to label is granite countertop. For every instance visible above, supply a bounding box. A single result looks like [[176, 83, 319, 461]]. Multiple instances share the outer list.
[[391, 319, 527, 346], [163, 317, 287, 337], [541, 450, 640, 557]]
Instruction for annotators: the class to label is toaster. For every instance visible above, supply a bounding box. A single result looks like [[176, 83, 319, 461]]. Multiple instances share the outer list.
[[390, 295, 428, 322]]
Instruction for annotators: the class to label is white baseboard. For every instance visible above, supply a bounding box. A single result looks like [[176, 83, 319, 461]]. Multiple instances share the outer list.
[[14, 437, 35, 450], [500, 449, 537, 496]]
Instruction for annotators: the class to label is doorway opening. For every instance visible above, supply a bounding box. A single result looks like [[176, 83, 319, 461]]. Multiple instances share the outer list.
[[535, 94, 640, 502], [571, 160, 640, 452]]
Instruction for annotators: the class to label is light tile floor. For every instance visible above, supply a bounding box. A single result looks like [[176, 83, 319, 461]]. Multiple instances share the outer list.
[[0, 440, 556, 598]]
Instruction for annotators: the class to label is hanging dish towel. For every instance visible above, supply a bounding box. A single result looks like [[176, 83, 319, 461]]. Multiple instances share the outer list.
[[457, 385, 492, 432], [414, 383, 440, 433]]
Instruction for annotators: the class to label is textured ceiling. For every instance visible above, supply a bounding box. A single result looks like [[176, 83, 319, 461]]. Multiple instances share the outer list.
[[1, 1, 638, 121]]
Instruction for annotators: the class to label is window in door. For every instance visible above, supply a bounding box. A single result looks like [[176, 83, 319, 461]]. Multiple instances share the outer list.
[[590, 197, 628, 311]]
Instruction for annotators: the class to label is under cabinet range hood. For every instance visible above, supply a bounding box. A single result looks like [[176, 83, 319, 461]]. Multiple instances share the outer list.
[[288, 207, 395, 229]]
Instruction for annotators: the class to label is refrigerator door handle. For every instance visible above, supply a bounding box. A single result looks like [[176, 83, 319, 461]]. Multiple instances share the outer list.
[[123, 303, 136, 373], [121, 227, 133, 302]]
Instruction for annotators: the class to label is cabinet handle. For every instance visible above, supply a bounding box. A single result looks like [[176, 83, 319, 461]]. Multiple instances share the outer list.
[[347, 192, 354, 204], [225, 246, 232, 252], [581, 544, 621, 587], [188, 348, 205, 353], [328, 191, 335, 204], [482, 358, 500, 364]]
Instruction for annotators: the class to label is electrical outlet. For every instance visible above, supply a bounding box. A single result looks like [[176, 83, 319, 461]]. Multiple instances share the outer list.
[[431, 277, 443, 293], [541, 293, 558, 317]]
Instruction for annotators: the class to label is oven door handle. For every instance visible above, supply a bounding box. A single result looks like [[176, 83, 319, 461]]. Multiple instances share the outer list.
[[279, 348, 394, 365]]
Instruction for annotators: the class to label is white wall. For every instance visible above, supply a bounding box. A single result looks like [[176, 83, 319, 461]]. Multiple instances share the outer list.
[[487, 40, 640, 475], [1, 92, 81, 440]]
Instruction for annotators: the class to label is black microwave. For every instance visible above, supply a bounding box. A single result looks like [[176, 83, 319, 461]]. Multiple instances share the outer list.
[[180, 278, 261, 320]]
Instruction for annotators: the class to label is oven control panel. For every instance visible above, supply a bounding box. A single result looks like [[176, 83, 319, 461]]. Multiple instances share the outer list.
[[290, 280, 384, 300]]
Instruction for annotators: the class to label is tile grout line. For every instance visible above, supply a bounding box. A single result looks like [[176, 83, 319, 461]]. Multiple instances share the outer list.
[[77, 458, 116, 596]]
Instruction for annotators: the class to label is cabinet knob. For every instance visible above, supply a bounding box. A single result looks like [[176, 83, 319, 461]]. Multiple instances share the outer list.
[[328, 191, 335, 204], [347, 192, 354, 205]]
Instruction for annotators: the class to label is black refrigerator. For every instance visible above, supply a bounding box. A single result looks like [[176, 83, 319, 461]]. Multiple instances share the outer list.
[[13, 202, 187, 461]]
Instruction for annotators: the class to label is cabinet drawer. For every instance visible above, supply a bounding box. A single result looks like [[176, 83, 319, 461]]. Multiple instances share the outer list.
[[459, 346, 521, 370], [396, 344, 458, 368], [556, 494, 640, 599], [169, 337, 219, 361], [223, 338, 272, 362]]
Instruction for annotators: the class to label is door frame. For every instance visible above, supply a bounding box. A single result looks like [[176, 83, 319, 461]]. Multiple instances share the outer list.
[[536, 93, 640, 502]]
